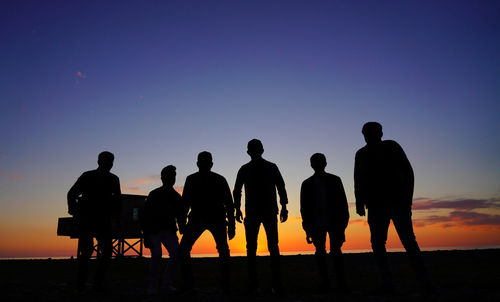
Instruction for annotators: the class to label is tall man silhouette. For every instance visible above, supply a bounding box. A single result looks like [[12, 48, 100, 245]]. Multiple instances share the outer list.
[[141, 165, 185, 295], [67, 151, 121, 292], [178, 152, 235, 292], [300, 153, 349, 292], [234, 139, 288, 294], [354, 122, 430, 292]]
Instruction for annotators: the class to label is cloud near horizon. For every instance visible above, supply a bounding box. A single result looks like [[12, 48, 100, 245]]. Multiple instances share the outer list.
[[412, 197, 500, 229], [413, 197, 500, 211]]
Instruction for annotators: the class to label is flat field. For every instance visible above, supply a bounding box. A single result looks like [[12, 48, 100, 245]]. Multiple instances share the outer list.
[[2, 249, 499, 302]]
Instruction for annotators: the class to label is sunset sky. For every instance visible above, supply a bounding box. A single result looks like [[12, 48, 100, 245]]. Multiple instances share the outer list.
[[1, 0, 499, 258]]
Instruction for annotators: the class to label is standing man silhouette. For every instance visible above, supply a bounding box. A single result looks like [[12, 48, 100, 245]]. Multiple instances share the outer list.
[[300, 153, 349, 292], [141, 165, 185, 295], [234, 139, 288, 294], [178, 151, 235, 292], [354, 122, 431, 292], [67, 151, 121, 292]]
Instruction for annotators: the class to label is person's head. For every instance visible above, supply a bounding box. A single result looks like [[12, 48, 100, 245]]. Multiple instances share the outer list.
[[197, 151, 213, 172], [247, 139, 264, 159], [362, 122, 383, 145], [97, 151, 114, 171], [161, 165, 176, 187], [310, 153, 327, 173]]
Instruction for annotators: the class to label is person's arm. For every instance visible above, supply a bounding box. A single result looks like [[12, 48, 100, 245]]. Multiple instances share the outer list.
[[222, 177, 236, 240], [174, 191, 186, 234], [67, 174, 84, 216], [233, 168, 244, 223], [274, 165, 288, 222], [336, 177, 350, 228], [112, 175, 122, 217], [300, 180, 312, 243], [180, 176, 192, 223], [395, 142, 414, 206], [354, 151, 366, 216]]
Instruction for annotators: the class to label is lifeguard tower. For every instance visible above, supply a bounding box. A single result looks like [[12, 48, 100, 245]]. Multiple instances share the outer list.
[[57, 194, 146, 258]]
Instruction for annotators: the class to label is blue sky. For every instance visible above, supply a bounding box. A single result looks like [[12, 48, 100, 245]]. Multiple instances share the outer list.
[[1, 0, 499, 256]]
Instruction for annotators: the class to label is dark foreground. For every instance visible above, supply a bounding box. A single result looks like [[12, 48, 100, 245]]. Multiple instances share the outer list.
[[2, 249, 499, 302]]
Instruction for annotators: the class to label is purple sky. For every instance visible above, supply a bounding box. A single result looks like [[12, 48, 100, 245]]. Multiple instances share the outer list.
[[1, 0, 499, 255]]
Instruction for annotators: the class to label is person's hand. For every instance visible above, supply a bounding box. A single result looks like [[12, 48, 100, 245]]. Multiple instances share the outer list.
[[356, 203, 366, 216], [235, 209, 243, 223], [228, 222, 236, 240], [68, 206, 76, 216], [280, 207, 288, 223]]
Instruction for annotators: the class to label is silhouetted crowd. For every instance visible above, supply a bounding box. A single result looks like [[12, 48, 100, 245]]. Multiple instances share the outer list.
[[67, 122, 433, 296]]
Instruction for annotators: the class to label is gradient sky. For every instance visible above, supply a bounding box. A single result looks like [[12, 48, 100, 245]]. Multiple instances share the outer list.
[[1, 0, 499, 258]]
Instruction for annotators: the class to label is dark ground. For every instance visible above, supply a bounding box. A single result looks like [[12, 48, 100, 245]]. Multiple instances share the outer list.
[[2, 249, 499, 302]]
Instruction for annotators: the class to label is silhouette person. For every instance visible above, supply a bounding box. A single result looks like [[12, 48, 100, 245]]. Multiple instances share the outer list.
[[354, 122, 431, 292], [67, 151, 121, 292], [233, 139, 288, 294], [177, 151, 235, 292], [300, 153, 349, 292], [141, 165, 185, 295]]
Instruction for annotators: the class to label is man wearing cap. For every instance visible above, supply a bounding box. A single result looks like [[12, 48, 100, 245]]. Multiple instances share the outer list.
[[354, 122, 431, 293]]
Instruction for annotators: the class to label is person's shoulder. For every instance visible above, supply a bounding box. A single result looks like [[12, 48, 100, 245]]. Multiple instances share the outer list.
[[148, 186, 163, 197], [186, 172, 198, 181], [210, 171, 228, 182], [239, 161, 251, 170], [262, 159, 279, 170], [383, 139, 400, 146], [325, 172, 340, 180], [302, 175, 314, 186], [79, 169, 98, 180], [355, 145, 368, 156], [382, 140, 404, 152], [109, 172, 119, 181], [80, 170, 93, 177]]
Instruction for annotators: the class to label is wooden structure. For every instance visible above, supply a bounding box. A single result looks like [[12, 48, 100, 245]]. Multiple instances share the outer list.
[[57, 194, 146, 258]]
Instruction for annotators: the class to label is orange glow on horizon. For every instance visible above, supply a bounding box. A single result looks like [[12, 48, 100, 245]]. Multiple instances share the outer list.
[[1, 217, 499, 258]]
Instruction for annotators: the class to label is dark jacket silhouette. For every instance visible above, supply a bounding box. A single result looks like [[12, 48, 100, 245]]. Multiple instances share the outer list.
[[67, 151, 120, 292], [300, 153, 350, 291], [234, 157, 288, 217], [142, 185, 184, 234], [182, 170, 234, 223], [68, 169, 121, 224], [354, 122, 431, 292], [354, 139, 414, 210], [301, 172, 349, 232]]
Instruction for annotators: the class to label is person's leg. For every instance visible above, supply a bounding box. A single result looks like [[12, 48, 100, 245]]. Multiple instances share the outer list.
[[368, 207, 392, 290], [76, 232, 93, 291], [311, 227, 329, 289], [392, 207, 430, 287], [178, 220, 203, 289], [160, 230, 179, 288], [262, 215, 282, 292], [146, 233, 163, 294], [244, 215, 260, 292], [94, 225, 112, 291], [209, 221, 231, 291], [329, 227, 348, 291]]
